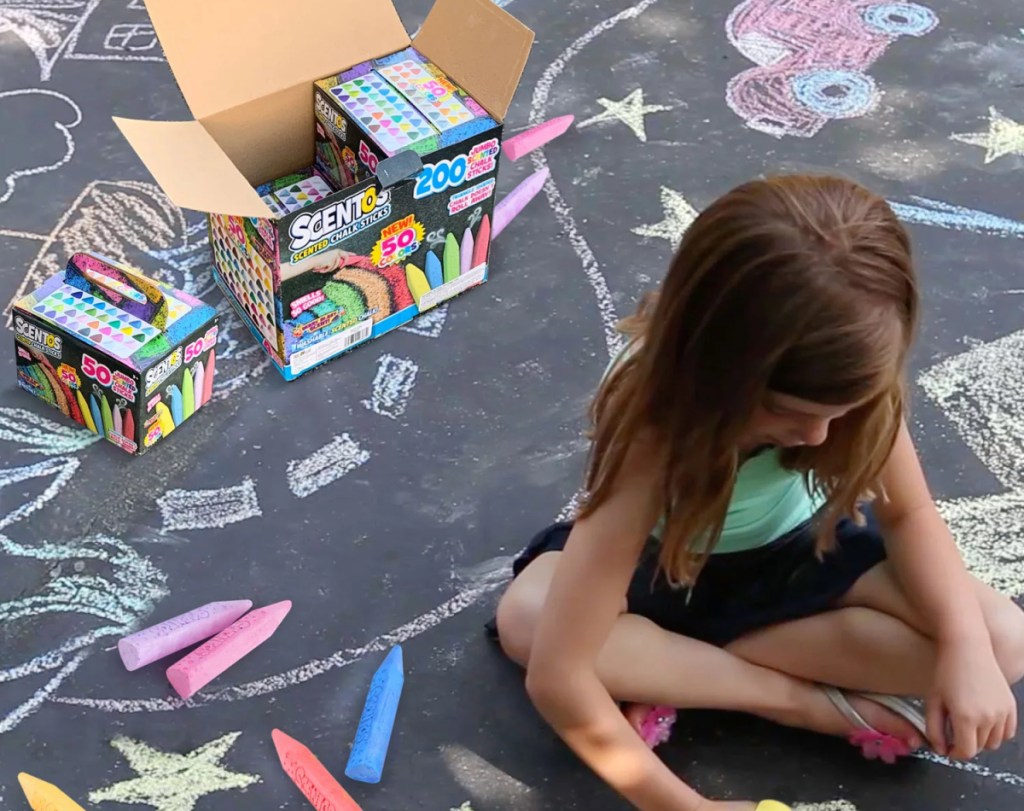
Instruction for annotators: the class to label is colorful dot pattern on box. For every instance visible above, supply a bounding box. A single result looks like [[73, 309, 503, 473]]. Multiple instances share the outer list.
[[330, 74, 438, 154], [377, 60, 476, 132], [33, 284, 160, 360], [210, 217, 278, 346], [273, 175, 335, 213]]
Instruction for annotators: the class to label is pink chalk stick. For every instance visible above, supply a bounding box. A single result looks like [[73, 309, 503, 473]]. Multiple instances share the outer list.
[[166, 600, 291, 699], [460, 227, 474, 276], [501, 115, 574, 161], [492, 167, 550, 239], [118, 600, 253, 671]]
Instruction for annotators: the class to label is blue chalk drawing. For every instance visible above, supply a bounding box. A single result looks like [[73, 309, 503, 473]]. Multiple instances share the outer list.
[[860, 3, 939, 36], [791, 69, 878, 118], [345, 645, 404, 783], [889, 196, 1024, 239]]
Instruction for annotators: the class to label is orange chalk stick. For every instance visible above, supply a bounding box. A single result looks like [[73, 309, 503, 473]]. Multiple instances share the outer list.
[[18, 773, 85, 811], [272, 729, 363, 811]]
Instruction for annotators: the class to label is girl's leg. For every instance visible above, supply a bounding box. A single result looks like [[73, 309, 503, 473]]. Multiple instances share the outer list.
[[725, 561, 1024, 689], [496, 552, 924, 745]]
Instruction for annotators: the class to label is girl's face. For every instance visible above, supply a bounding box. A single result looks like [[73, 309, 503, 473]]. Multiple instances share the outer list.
[[742, 392, 857, 451]]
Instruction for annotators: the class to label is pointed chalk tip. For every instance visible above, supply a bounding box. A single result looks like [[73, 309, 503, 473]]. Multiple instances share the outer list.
[[17, 772, 39, 789]]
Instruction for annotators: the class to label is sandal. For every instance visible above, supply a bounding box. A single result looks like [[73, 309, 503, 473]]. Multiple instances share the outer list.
[[822, 685, 928, 764], [638, 704, 677, 748]]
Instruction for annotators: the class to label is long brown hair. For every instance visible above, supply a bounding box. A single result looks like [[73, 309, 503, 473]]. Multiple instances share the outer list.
[[579, 175, 919, 585]]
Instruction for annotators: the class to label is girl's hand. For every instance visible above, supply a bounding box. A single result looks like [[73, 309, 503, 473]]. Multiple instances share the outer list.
[[929, 638, 1017, 759]]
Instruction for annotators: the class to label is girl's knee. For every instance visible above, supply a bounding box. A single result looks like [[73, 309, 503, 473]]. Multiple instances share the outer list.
[[987, 598, 1024, 684], [495, 585, 543, 666]]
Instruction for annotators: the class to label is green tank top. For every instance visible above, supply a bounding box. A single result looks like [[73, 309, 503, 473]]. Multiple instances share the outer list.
[[600, 342, 824, 554]]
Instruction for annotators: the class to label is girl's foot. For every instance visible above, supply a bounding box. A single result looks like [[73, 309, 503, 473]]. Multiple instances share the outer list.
[[815, 686, 926, 763], [623, 702, 676, 748]]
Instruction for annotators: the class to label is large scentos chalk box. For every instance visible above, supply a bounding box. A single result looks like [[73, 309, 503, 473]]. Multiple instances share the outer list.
[[13, 253, 219, 455], [112, 0, 534, 381]]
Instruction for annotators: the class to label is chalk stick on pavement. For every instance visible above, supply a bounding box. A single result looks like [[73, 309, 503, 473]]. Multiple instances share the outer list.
[[166, 600, 291, 699], [273, 729, 363, 811], [118, 600, 253, 671], [345, 645, 404, 783], [18, 772, 86, 811], [493, 167, 550, 240], [501, 114, 574, 161]]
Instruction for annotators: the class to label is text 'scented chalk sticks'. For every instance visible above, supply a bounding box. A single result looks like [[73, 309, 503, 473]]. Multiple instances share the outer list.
[[345, 645, 404, 783], [501, 114, 574, 161], [493, 167, 550, 240], [18, 772, 86, 811], [118, 600, 253, 671], [166, 600, 291, 699], [273, 729, 363, 811]]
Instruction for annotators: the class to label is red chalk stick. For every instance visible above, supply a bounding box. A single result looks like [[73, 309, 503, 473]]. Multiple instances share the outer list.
[[501, 115, 574, 161], [166, 600, 291, 699], [272, 729, 363, 811], [493, 167, 549, 239], [471, 213, 490, 269]]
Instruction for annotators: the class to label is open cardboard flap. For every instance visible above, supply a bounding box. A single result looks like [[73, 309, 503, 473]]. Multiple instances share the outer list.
[[415, 0, 534, 121], [142, 0, 410, 120], [113, 118, 274, 218]]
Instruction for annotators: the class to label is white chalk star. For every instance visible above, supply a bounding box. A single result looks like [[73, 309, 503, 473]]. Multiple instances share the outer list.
[[577, 88, 671, 142], [89, 732, 260, 811], [631, 187, 699, 247], [951, 107, 1024, 164]]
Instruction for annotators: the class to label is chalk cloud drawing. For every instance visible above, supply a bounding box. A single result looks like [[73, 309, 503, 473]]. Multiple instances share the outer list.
[[88, 732, 261, 811], [725, 0, 938, 138], [631, 186, 699, 248], [951, 107, 1024, 165], [2, 179, 271, 395], [576, 88, 672, 142], [286, 434, 371, 498], [0, 456, 167, 734], [0, 88, 81, 205], [156, 478, 262, 532]]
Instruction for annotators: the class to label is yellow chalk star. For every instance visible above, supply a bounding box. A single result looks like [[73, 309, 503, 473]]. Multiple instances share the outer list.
[[951, 107, 1024, 164], [632, 187, 699, 247], [88, 732, 260, 811], [577, 88, 671, 142]]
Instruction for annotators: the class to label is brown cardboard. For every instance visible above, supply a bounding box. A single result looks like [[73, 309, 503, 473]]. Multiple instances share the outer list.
[[112, 118, 273, 218], [415, 0, 534, 121], [144, 0, 409, 120]]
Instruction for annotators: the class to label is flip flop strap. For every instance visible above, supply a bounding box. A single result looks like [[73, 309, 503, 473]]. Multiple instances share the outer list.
[[855, 691, 928, 737], [821, 685, 875, 732]]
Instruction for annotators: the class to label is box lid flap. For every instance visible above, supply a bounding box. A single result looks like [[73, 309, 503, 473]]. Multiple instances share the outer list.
[[141, 0, 410, 119], [113, 117, 274, 218], [414, 0, 534, 121]]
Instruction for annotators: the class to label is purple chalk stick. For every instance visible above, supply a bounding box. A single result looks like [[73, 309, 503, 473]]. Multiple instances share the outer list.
[[501, 115, 574, 161], [118, 600, 252, 671], [492, 167, 550, 240], [460, 228, 474, 276]]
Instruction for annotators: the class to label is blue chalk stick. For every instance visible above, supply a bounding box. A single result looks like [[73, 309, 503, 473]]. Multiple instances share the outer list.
[[166, 384, 183, 426], [424, 251, 443, 289], [345, 645, 404, 783]]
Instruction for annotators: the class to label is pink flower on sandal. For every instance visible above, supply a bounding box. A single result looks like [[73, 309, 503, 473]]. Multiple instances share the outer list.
[[640, 705, 677, 748], [848, 728, 914, 764]]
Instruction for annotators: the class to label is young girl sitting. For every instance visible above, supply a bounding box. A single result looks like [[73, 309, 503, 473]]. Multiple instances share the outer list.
[[491, 175, 1024, 811]]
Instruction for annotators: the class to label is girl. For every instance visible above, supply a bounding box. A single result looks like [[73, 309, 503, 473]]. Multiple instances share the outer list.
[[491, 175, 1024, 811]]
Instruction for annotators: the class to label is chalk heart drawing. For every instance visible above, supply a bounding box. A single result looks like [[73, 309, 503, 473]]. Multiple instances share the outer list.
[[0, 89, 82, 205], [725, 0, 938, 138]]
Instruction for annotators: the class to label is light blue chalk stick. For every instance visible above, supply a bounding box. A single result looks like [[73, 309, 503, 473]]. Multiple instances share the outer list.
[[166, 384, 184, 426], [345, 645, 404, 783], [424, 251, 443, 289]]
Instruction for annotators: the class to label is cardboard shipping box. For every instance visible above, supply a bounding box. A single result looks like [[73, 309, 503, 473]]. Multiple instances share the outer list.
[[13, 253, 220, 455], [113, 0, 534, 380]]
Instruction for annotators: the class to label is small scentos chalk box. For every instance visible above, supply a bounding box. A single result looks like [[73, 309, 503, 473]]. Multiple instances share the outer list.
[[13, 252, 219, 455], [314, 46, 498, 190]]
